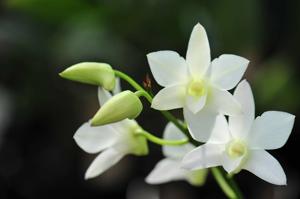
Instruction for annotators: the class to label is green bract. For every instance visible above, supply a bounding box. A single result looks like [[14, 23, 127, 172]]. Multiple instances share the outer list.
[[59, 62, 116, 90], [91, 90, 143, 126]]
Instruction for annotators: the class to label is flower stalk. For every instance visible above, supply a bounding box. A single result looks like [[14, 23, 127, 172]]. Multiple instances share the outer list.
[[211, 167, 239, 199], [115, 70, 198, 145], [135, 129, 189, 146]]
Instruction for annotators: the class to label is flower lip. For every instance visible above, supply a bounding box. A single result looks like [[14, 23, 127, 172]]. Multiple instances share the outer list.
[[187, 79, 206, 98], [226, 139, 248, 159]]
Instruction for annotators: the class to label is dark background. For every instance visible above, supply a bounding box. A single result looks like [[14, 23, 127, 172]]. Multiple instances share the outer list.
[[0, 0, 299, 198]]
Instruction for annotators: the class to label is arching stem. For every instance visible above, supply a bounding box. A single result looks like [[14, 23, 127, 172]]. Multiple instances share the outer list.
[[135, 129, 188, 146]]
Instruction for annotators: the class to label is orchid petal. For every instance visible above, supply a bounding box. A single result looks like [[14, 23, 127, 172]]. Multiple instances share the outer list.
[[85, 148, 124, 179], [229, 80, 255, 139], [146, 158, 186, 184], [184, 107, 218, 142], [186, 23, 211, 77], [210, 55, 248, 90], [248, 111, 295, 150], [163, 122, 194, 159], [183, 108, 218, 142], [182, 144, 223, 170], [113, 78, 121, 94], [208, 114, 231, 144], [147, 51, 188, 86], [98, 87, 112, 107], [243, 150, 286, 185], [74, 122, 117, 154], [186, 93, 207, 114], [209, 87, 241, 116], [222, 152, 243, 174], [151, 84, 186, 110]]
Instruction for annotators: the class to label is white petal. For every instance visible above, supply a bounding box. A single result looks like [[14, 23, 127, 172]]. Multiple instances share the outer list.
[[74, 122, 117, 154], [163, 122, 195, 159], [208, 87, 241, 116], [184, 107, 218, 142], [151, 84, 186, 110], [111, 119, 137, 135], [98, 87, 112, 107], [208, 114, 231, 144], [186, 94, 207, 114], [146, 158, 186, 184], [248, 111, 295, 150], [85, 148, 124, 179], [243, 150, 286, 185], [186, 23, 211, 77], [222, 152, 243, 174], [147, 51, 188, 87], [210, 55, 249, 90], [182, 144, 223, 170], [112, 78, 121, 95], [229, 80, 255, 139]]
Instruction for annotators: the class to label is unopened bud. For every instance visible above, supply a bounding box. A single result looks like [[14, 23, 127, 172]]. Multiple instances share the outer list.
[[91, 91, 143, 126], [59, 62, 115, 90]]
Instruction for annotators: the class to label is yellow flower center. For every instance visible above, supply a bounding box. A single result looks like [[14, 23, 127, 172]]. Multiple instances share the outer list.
[[226, 140, 247, 159], [187, 80, 206, 97]]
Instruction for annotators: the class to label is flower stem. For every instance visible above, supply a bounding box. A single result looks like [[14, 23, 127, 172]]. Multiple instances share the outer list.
[[114, 69, 243, 199], [115, 70, 197, 144], [135, 129, 188, 146], [211, 167, 239, 199], [134, 90, 152, 103], [114, 70, 148, 95], [226, 172, 244, 199]]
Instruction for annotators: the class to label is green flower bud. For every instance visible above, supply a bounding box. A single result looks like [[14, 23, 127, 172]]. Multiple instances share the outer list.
[[187, 169, 208, 186], [59, 62, 115, 90], [91, 91, 143, 126]]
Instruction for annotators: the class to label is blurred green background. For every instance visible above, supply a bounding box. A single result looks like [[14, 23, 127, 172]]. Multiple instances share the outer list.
[[0, 0, 299, 198]]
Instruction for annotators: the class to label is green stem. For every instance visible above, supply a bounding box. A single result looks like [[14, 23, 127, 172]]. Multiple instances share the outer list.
[[211, 167, 239, 199], [160, 111, 200, 146], [135, 129, 188, 146], [134, 90, 153, 103], [114, 69, 243, 199], [226, 172, 244, 199], [115, 70, 147, 94], [115, 70, 192, 140]]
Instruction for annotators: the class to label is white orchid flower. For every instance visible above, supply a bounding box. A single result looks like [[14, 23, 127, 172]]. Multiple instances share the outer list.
[[146, 122, 208, 186], [182, 80, 295, 185], [74, 81, 148, 179], [147, 23, 249, 142]]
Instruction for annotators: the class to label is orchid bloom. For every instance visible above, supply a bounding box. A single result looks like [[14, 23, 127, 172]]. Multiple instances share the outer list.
[[182, 80, 295, 185], [147, 23, 249, 142], [146, 122, 208, 186], [73, 81, 148, 179]]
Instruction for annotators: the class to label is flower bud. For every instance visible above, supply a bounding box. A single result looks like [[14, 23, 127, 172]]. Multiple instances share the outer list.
[[187, 169, 208, 186], [91, 91, 143, 126], [59, 62, 115, 90]]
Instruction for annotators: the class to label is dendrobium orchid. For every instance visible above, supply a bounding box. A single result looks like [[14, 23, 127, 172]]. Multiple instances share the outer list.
[[146, 122, 208, 186], [147, 23, 249, 142], [74, 84, 148, 179], [60, 22, 297, 198], [182, 80, 295, 185]]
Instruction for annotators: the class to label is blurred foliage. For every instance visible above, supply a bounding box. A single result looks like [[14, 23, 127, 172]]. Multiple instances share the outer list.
[[253, 57, 300, 113], [6, 0, 93, 22]]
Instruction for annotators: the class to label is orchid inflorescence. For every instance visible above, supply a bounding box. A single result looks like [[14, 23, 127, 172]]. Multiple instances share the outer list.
[[59, 23, 295, 199]]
